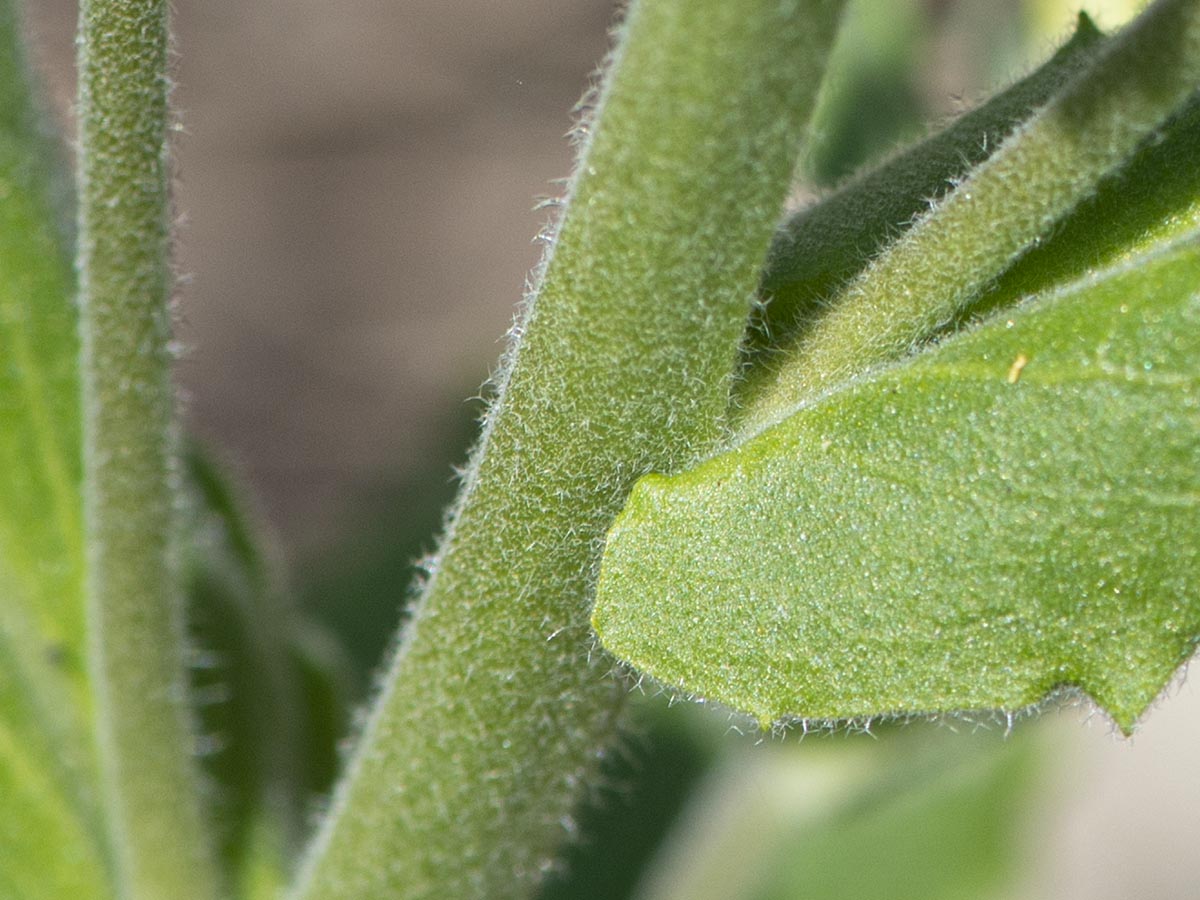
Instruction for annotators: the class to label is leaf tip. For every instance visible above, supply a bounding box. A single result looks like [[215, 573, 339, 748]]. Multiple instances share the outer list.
[[1073, 10, 1103, 43]]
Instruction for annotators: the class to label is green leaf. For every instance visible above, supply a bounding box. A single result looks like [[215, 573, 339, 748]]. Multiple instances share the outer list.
[[739, 11, 1106, 396], [740, 0, 1200, 434], [182, 442, 359, 897], [0, 640, 110, 899], [593, 238, 1200, 734], [0, 3, 114, 895], [752, 733, 1040, 900], [634, 728, 1042, 900], [183, 444, 319, 891], [965, 90, 1200, 324], [801, 0, 928, 186]]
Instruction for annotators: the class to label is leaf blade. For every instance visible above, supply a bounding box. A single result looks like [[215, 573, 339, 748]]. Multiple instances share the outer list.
[[0, 1, 114, 893], [594, 239, 1200, 733], [740, 0, 1200, 434], [742, 11, 1106, 387]]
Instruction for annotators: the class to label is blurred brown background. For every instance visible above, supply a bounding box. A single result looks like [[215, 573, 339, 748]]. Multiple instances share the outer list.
[[15, 1, 1200, 897], [25, 0, 616, 562]]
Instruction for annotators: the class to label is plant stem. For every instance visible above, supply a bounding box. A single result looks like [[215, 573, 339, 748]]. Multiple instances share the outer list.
[[77, 1, 222, 896], [292, 1, 844, 897]]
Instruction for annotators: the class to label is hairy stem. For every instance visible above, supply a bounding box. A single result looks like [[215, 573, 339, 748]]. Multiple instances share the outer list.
[[77, 0, 221, 896], [292, 1, 844, 897]]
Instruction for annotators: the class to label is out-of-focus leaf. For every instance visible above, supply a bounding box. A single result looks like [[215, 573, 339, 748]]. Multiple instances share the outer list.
[[754, 732, 1040, 900], [0, 3, 113, 895], [536, 696, 718, 900], [594, 239, 1200, 733], [802, 0, 926, 186], [0, 638, 110, 898], [183, 443, 353, 889], [286, 621, 354, 803], [633, 728, 1042, 900]]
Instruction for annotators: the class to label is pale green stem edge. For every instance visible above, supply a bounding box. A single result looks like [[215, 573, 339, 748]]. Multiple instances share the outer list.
[[291, 1, 845, 897], [77, 1, 222, 897], [739, 0, 1200, 435]]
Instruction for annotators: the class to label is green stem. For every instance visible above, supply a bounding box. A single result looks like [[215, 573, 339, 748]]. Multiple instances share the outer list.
[[77, 1, 221, 896], [291, 1, 844, 897]]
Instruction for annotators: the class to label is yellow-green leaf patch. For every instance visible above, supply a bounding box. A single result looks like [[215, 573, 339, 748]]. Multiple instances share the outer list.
[[0, 1, 113, 894]]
